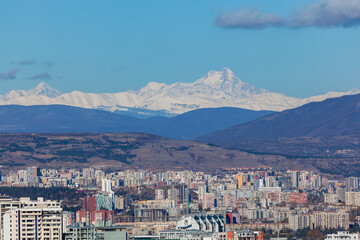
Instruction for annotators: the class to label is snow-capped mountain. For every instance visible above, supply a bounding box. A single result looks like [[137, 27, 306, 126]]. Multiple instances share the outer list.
[[0, 68, 358, 115]]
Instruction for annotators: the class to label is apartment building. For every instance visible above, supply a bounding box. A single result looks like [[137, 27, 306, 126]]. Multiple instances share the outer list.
[[325, 231, 358, 240], [312, 211, 349, 230], [64, 222, 128, 240], [345, 192, 360, 206], [2, 198, 62, 240], [289, 212, 349, 230], [0, 197, 21, 240], [289, 214, 312, 231]]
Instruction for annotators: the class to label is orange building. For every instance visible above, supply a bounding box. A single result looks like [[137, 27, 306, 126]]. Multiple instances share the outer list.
[[237, 174, 244, 189], [289, 192, 308, 204], [227, 231, 235, 240]]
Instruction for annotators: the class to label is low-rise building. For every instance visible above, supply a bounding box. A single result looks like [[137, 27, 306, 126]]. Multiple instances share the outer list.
[[177, 214, 225, 232], [325, 231, 358, 240], [64, 222, 128, 240]]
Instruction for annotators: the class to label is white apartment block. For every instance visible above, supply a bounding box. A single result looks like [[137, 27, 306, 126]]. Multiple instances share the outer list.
[[0, 198, 21, 240], [2, 198, 62, 240]]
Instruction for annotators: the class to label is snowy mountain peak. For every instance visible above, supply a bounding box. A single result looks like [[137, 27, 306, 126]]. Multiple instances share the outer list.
[[35, 82, 51, 90], [4, 82, 61, 100], [197, 67, 239, 85], [191, 68, 265, 97], [138, 81, 167, 93], [350, 87, 360, 94], [30, 82, 61, 98]]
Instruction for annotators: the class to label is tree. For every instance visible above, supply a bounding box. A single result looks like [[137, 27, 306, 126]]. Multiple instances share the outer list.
[[306, 229, 323, 240]]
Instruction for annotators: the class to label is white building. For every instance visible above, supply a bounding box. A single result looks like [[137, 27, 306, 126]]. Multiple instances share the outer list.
[[3, 198, 62, 240], [63, 211, 75, 234], [102, 179, 113, 193], [324, 193, 339, 204], [325, 231, 358, 240], [176, 214, 225, 232], [0, 197, 21, 240]]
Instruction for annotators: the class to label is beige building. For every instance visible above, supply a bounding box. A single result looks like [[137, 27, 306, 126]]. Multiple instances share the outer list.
[[289, 212, 349, 230], [202, 193, 215, 209], [3, 198, 62, 240], [324, 193, 339, 204], [289, 214, 312, 231], [312, 211, 349, 230], [345, 192, 360, 206]]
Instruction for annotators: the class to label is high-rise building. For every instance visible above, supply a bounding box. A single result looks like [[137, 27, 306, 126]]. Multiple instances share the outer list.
[[237, 174, 244, 189], [167, 184, 189, 206], [312, 211, 349, 230], [202, 193, 215, 209], [289, 214, 312, 231], [96, 192, 114, 211], [63, 211, 75, 234], [345, 192, 360, 206], [83, 196, 96, 211], [346, 177, 359, 191], [223, 193, 236, 209], [82, 168, 95, 179], [0, 197, 21, 240], [155, 189, 165, 200], [114, 196, 125, 210], [26, 166, 41, 186], [102, 179, 112, 193], [96, 179, 114, 211], [290, 171, 299, 189], [289, 212, 349, 230], [3, 198, 62, 240]]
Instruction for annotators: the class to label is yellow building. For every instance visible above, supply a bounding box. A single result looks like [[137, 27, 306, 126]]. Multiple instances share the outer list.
[[237, 174, 243, 189]]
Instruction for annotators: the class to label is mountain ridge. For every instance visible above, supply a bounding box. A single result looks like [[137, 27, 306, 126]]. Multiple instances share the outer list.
[[197, 93, 360, 156], [0, 104, 272, 140], [0, 68, 358, 115]]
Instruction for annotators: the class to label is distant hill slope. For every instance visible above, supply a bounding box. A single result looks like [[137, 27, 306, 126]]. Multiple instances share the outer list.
[[143, 107, 272, 139], [0, 133, 267, 173], [0, 105, 272, 140], [1, 132, 360, 176], [0, 105, 142, 132], [197, 94, 360, 158]]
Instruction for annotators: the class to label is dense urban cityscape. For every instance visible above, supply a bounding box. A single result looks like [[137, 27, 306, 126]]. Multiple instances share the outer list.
[[0, 166, 359, 240], [2, 0, 360, 239]]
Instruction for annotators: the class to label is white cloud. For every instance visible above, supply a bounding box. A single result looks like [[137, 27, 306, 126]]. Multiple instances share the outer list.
[[215, 0, 360, 29]]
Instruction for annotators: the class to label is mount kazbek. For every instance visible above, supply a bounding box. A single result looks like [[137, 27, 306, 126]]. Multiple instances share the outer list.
[[0, 68, 358, 115]]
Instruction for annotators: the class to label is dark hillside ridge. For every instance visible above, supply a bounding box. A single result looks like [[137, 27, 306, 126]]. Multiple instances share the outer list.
[[197, 93, 360, 144], [0, 105, 272, 140]]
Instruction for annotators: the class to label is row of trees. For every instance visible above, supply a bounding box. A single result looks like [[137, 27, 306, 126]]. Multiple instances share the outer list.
[[0, 187, 86, 212]]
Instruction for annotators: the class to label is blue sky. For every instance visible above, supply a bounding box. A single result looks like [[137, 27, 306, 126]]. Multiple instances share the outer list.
[[0, 0, 359, 97]]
